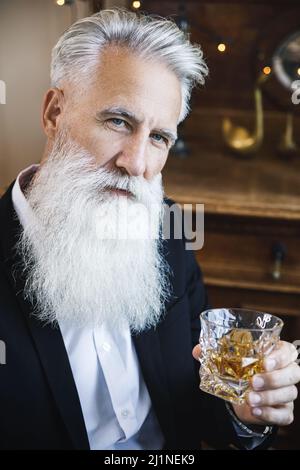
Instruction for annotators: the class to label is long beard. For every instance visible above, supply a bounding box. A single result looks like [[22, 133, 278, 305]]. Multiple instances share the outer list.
[[16, 133, 172, 333]]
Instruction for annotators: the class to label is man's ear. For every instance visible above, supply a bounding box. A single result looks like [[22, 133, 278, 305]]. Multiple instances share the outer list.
[[41, 88, 64, 139]]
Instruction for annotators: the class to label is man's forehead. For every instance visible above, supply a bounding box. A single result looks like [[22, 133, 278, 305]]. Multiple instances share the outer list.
[[87, 46, 182, 125]]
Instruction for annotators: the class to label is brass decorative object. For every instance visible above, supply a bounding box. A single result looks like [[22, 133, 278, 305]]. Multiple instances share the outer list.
[[222, 73, 269, 156], [278, 112, 299, 158]]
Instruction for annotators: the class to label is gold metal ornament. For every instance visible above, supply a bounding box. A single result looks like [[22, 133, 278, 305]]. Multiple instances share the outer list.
[[222, 73, 269, 156]]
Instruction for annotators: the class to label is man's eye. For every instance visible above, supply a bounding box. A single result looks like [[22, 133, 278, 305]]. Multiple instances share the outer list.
[[151, 133, 168, 145], [109, 118, 126, 127]]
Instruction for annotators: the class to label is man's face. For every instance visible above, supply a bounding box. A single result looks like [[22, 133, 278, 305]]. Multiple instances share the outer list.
[[53, 46, 182, 180]]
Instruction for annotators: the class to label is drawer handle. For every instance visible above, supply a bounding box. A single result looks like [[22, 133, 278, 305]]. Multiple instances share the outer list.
[[271, 242, 287, 280]]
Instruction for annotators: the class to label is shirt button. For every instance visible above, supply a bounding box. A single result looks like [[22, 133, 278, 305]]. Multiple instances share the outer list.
[[102, 342, 111, 352], [121, 409, 129, 418]]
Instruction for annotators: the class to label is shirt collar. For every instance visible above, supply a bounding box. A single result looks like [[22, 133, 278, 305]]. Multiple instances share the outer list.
[[11, 164, 39, 229]]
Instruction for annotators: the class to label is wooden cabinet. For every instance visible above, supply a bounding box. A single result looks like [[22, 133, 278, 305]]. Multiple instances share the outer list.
[[196, 214, 300, 315], [164, 131, 300, 312]]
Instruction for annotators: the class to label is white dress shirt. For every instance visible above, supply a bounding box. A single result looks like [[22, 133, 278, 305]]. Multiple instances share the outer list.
[[12, 164, 164, 450]]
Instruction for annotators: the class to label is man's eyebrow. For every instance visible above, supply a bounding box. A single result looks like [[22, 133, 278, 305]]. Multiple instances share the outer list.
[[95, 106, 177, 144], [95, 106, 143, 124], [156, 128, 178, 145]]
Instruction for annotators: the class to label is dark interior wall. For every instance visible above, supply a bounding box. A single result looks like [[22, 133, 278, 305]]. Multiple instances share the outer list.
[[93, 1, 300, 143], [139, 0, 300, 112]]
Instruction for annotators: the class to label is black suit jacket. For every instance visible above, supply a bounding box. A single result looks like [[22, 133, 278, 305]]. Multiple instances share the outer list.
[[0, 183, 271, 450]]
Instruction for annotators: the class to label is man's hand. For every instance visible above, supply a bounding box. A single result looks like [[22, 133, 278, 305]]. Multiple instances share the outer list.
[[192, 340, 300, 427]]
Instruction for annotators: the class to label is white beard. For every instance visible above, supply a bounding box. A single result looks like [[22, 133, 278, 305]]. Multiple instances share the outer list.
[[16, 133, 172, 333]]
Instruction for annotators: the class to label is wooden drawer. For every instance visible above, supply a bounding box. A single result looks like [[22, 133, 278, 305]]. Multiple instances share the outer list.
[[205, 285, 300, 319], [196, 213, 300, 298]]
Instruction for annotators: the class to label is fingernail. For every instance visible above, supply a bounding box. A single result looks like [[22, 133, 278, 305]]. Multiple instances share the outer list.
[[253, 376, 264, 389], [252, 408, 262, 417], [249, 392, 261, 405], [265, 358, 276, 371]]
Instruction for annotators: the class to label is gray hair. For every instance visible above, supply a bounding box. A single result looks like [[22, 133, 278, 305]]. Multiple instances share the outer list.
[[51, 8, 208, 122]]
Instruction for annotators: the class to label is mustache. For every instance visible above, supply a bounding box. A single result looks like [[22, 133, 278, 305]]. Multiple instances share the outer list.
[[91, 168, 159, 203], [101, 171, 136, 198]]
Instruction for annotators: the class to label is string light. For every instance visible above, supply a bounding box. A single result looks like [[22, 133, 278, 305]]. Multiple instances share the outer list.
[[297, 67, 300, 76], [132, 1, 141, 9], [217, 43, 226, 53], [56, 0, 65, 5], [263, 66, 272, 75]]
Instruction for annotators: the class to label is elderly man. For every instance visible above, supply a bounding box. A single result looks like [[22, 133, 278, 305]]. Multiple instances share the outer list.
[[0, 9, 299, 450]]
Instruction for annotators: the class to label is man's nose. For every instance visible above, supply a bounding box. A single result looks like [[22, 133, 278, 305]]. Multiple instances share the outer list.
[[115, 134, 147, 177]]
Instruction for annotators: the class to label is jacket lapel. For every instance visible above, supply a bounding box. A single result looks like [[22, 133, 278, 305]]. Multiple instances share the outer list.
[[133, 327, 177, 448], [23, 308, 90, 449], [0, 185, 89, 450]]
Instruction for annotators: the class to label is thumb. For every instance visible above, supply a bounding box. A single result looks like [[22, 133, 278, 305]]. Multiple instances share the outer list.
[[192, 344, 201, 361]]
